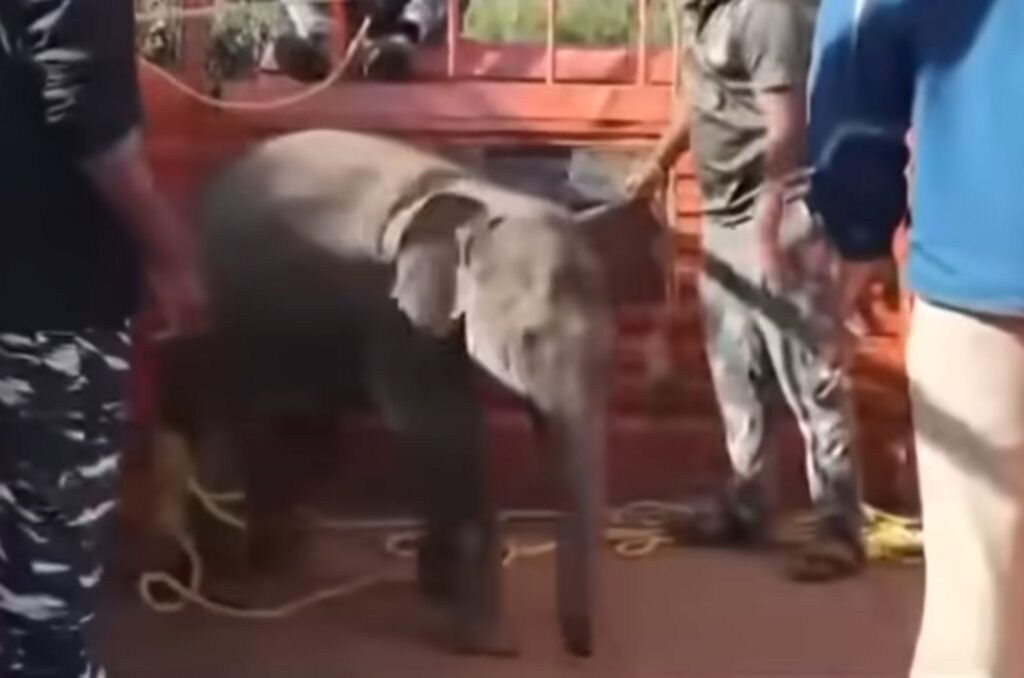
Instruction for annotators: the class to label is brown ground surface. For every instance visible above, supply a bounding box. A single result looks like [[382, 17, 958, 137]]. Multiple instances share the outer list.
[[98, 535, 922, 678]]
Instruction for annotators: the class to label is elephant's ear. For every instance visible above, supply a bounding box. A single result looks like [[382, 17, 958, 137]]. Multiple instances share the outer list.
[[389, 192, 489, 337]]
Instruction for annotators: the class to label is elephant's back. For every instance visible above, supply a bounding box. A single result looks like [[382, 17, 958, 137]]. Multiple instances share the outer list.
[[197, 130, 463, 259], [195, 131, 461, 330]]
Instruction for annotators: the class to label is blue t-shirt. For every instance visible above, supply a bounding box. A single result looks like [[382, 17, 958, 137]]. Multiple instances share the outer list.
[[808, 0, 1024, 316], [0, 0, 143, 330]]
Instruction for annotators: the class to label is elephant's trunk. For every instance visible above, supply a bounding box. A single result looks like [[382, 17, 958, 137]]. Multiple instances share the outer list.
[[546, 398, 606, 656]]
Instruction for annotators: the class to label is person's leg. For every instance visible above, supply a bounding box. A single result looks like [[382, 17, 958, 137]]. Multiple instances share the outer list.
[[400, 0, 469, 44], [755, 203, 862, 580], [0, 329, 130, 677], [263, 0, 333, 81], [908, 299, 1024, 677], [762, 203, 862, 540], [686, 229, 774, 541], [279, 0, 333, 41]]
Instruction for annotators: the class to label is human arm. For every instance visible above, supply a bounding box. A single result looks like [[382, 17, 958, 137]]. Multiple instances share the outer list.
[[81, 134, 204, 333], [21, 0, 204, 332], [807, 0, 914, 308], [754, 88, 806, 287], [625, 84, 691, 200], [737, 0, 815, 286]]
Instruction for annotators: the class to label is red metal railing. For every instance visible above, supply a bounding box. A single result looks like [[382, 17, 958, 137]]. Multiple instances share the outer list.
[[438, 0, 659, 84], [447, 0, 461, 77], [167, 0, 667, 86]]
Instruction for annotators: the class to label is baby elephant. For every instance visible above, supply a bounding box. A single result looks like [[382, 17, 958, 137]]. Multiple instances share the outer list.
[[158, 131, 656, 657]]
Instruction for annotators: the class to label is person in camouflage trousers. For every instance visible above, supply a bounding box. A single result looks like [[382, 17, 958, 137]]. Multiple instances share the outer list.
[[627, 0, 864, 581], [0, 0, 203, 674], [0, 332, 130, 677]]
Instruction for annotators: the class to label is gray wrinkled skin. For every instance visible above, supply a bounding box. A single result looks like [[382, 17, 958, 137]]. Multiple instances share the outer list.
[[169, 130, 619, 656]]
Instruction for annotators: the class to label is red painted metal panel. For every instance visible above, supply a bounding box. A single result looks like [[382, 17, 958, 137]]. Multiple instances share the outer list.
[[212, 80, 671, 140], [413, 43, 677, 84]]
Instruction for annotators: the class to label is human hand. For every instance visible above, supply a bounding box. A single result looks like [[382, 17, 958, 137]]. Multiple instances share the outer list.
[[624, 157, 667, 201], [754, 188, 792, 290], [829, 259, 886, 368], [148, 259, 206, 339], [144, 212, 207, 339], [837, 259, 882, 320]]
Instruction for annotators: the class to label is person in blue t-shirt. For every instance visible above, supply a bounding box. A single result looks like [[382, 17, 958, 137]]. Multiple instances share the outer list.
[[804, 0, 1024, 674]]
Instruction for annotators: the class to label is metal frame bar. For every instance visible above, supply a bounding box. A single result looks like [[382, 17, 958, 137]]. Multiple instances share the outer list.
[[447, 0, 461, 77], [546, 0, 558, 84], [636, 0, 649, 85], [328, 0, 349, 61]]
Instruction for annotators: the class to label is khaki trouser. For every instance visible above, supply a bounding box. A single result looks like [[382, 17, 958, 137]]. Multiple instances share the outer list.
[[909, 299, 1024, 678]]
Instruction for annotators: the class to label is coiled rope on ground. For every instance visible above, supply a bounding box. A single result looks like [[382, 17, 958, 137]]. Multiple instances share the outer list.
[[137, 432, 922, 620]]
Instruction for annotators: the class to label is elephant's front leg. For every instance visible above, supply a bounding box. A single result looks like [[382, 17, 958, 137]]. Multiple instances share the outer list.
[[199, 413, 315, 608], [366, 325, 516, 656]]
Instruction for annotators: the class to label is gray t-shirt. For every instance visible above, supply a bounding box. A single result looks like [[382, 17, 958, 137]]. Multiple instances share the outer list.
[[681, 0, 818, 226]]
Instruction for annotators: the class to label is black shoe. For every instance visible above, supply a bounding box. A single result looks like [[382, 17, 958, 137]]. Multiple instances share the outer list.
[[666, 493, 767, 549], [362, 34, 415, 81], [271, 34, 331, 82]]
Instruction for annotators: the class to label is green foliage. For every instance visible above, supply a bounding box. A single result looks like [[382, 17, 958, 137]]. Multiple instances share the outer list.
[[204, 2, 279, 81], [464, 0, 675, 47]]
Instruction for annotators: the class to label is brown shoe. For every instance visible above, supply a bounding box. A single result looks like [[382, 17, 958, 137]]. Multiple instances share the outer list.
[[783, 532, 866, 583]]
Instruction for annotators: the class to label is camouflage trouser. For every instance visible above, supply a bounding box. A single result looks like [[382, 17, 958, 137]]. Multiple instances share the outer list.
[[699, 201, 861, 539], [0, 328, 130, 678]]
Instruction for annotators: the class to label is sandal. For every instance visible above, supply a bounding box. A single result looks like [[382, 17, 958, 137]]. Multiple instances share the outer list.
[[784, 534, 866, 583]]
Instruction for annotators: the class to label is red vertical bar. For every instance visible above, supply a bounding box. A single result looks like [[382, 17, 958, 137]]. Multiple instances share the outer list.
[[447, 0, 461, 78], [546, 0, 558, 84], [636, 0, 649, 85], [328, 0, 349, 61], [181, 0, 210, 86]]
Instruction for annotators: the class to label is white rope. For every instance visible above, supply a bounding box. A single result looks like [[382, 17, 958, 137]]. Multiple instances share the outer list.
[[137, 467, 675, 618], [138, 532, 402, 618], [137, 458, 920, 619]]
